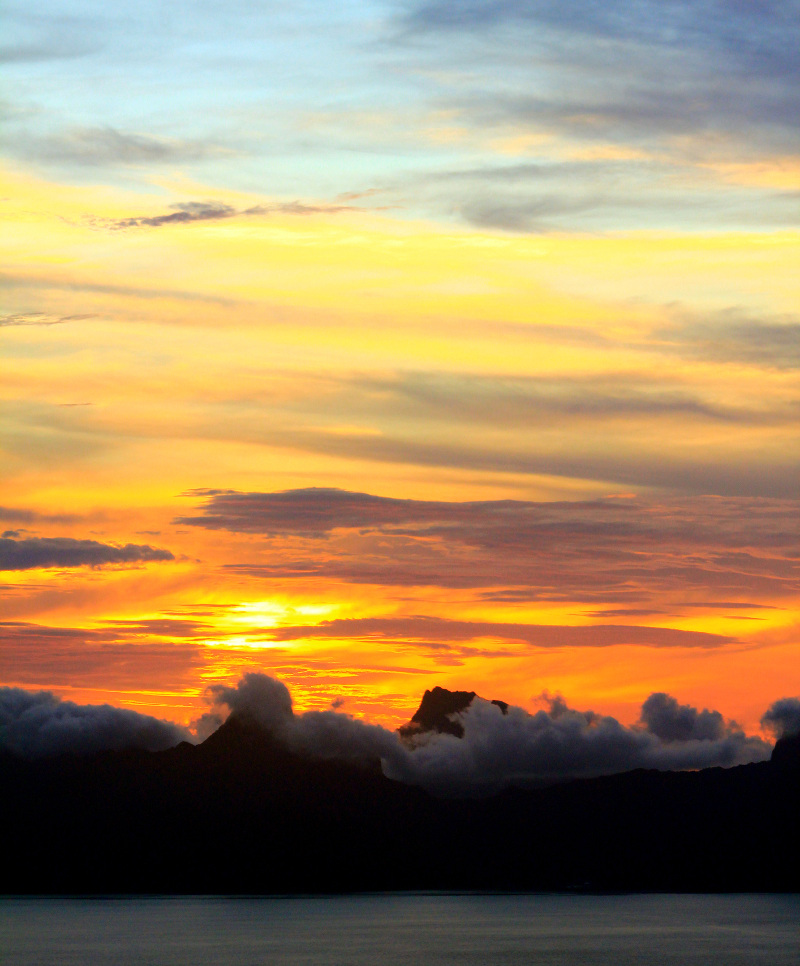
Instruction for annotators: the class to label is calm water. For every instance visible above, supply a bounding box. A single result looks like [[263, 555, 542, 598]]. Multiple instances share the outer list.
[[1, 894, 798, 966]]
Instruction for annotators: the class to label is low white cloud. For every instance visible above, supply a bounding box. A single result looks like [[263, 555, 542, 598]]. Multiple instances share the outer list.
[[0, 688, 189, 758], [207, 673, 774, 795]]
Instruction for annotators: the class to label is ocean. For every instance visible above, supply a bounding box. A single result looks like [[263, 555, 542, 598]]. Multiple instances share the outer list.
[[1, 893, 798, 965]]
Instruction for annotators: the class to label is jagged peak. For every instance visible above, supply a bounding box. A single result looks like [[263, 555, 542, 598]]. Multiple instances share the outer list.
[[398, 685, 508, 739], [771, 731, 800, 768]]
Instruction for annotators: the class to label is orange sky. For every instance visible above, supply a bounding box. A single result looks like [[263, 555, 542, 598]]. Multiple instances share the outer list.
[[2, 0, 799, 738], [2, 167, 797, 735]]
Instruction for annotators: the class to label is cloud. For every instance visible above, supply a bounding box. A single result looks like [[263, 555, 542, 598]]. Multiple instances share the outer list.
[[234, 430, 800, 498], [0, 41, 95, 64], [177, 487, 455, 535], [0, 687, 189, 759], [205, 673, 773, 794], [1, 5, 102, 67], [412, 158, 800, 233], [179, 488, 800, 606], [0, 506, 82, 525], [106, 199, 363, 229], [267, 616, 735, 650], [388, 695, 771, 793], [639, 692, 730, 742], [0, 536, 174, 571], [14, 126, 229, 167], [659, 310, 800, 371], [110, 201, 237, 229], [0, 269, 238, 306], [207, 672, 400, 764], [129, 364, 800, 496], [405, 0, 800, 72], [99, 618, 210, 638], [761, 697, 800, 739], [0, 313, 93, 328], [208, 673, 294, 735], [387, 0, 800, 233], [401, 0, 800, 144], [339, 370, 775, 426], [0, 622, 205, 693]]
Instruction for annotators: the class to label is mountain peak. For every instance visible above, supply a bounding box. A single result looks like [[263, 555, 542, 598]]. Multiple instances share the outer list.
[[771, 731, 800, 769], [399, 686, 508, 739]]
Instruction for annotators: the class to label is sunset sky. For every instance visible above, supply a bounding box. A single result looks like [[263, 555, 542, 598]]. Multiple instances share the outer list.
[[2, 0, 798, 736]]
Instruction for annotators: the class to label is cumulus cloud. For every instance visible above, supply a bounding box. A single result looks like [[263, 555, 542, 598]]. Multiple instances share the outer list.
[[208, 673, 294, 735], [0, 688, 189, 759], [639, 692, 730, 742], [388, 695, 770, 794], [206, 673, 772, 795], [761, 697, 800, 739], [0, 536, 174, 571], [207, 672, 399, 764]]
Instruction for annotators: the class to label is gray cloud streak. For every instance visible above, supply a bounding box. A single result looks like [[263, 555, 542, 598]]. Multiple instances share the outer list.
[[0, 536, 174, 571], [0, 313, 93, 328], [659, 310, 800, 371], [0, 506, 83, 525], [15, 126, 229, 167], [108, 200, 363, 230]]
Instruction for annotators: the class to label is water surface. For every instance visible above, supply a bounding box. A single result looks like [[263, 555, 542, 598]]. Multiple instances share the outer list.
[[1, 893, 798, 966]]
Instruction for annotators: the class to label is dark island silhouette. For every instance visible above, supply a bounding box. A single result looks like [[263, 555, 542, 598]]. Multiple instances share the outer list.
[[2, 686, 798, 894]]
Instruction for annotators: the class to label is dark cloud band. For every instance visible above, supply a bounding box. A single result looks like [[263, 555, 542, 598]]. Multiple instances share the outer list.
[[178, 487, 800, 606], [0, 536, 174, 571], [0, 687, 189, 758]]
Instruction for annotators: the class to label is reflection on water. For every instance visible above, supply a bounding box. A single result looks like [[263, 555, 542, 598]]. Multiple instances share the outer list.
[[1, 893, 798, 966]]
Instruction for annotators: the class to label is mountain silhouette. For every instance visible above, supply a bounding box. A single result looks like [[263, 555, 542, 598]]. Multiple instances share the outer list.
[[1, 687, 797, 894]]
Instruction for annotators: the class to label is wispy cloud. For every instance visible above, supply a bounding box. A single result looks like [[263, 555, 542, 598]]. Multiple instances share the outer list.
[[106, 199, 364, 230], [0, 270, 239, 305], [267, 615, 736, 650], [658, 309, 800, 371], [0, 313, 93, 328], [327, 370, 787, 425], [13, 126, 231, 167], [409, 157, 800, 232], [0, 506, 84, 525], [400, 0, 800, 148]]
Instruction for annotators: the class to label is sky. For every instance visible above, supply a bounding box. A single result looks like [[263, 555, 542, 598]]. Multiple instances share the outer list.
[[2, 0, 799, 739]]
